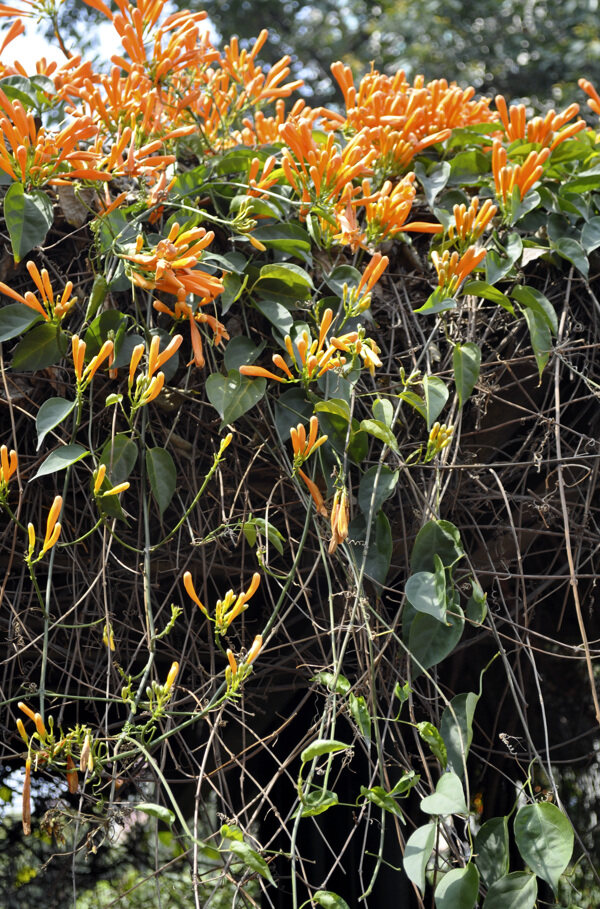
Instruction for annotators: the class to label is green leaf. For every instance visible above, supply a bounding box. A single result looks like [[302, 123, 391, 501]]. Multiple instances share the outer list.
[[485, 233, 522, 285], [206, 371, 266, 425], [511, 286, 557, 335], [146, 447, 177, 515], [397, 389, 426, 420], [372, 397, 394, 426], [453, 343, 481, 409], [462, 281, 514, 313], [301, 739, 350, 763], [36, 397, 75, 450], [250, 223, 311, 261], [325, 263, 361, 296], [552, 237, 589, 277], [299, 789, 339, 817], [415, 160, 451, 206], [256, 261, 313, 292], [466, 579, 487, 624], [100, 434, 138, 485], [360, 785, 404, 818], [227, 840, 275, 885], [4, 183, 54, 262], [315, 397, 350, 421], [420, 771, 468, 816], [84, 310, 127, 358], [406, 563, 447, 623], [224, 336, 264, 371], [511, 189, 541, 225], [390, 770, 419, 797], [348, 510, 393, 586], [414, 289, 457, 315], [274, 388, 312, 443], [409, 605, 464, 675], [475, 817, 510, 887], [448, 149, 490, 185], [581, 216, 600, 253], [423, 376, 448, 430], [513, 802, 574, 896], [242, 516, 284, 555], [357, 465, 398, 516], [314, 891, 351, 909], [0, 303, 42, 341], [136, 803, 175, 826], [411, 520, 464, 573], [220, 823, 244, 841], [417, 721, 447, 767], [12, 323, 67, 370], [403, 822, 436, 893], [359, 418, 399, 453], [254, 298, 294, 334], [434, 863, 479, 909], [311, 671, 351, 696], [482, 872, 537, 909], [520, 306, 552, 379], [349, 693, 371, 740], [32, 443, 89, 479], [439, 692, 479, 777]]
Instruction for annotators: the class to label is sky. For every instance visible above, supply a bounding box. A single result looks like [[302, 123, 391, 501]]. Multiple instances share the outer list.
[[1, 17, 121, 68]]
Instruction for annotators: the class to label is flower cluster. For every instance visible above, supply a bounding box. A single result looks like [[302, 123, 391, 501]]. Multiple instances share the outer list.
[[225, 635, 263, 696], [0, 444, 17, 500], [448, 196, 497, 248], [492, 139, 550, 216], [425, 422, 454, 462], [26, 495, 62, 563], [183, 570, 261, 636], [431, 247, 487, 297], [0, 261, 77, 320], [494, 94, 585, 150]]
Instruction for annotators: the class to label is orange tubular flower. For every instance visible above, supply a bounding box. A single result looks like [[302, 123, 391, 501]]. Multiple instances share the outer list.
[[448, 197, 497, 247], [290, 415, 328, 470], [0, 262, 77, 319], [579, 78, 600, 118], [245, 634, 263, 666], [431, 247, 487, 296], [328, 487, 349, 555], [153, 299, 228, 370], [492, 139, 550, 209], [164, 661, 179, 692], [0, 444, 17, 493], [183, 570, 208, 616], [40, 495, 62, 556], [494, 94, 585, 150], [297, 468, 328, 517], [360, 174, 443, 244]]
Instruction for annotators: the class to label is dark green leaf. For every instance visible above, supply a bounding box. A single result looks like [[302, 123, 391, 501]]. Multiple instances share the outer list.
[[485, 232, 522, 285], [462, 281, 514, 313], [274, 389, 312, 443], [12, 323, 67, 370], [406, 565, 447, 623], [36, 397, 75, 450], [453, 343, 481, 409], [206, 371, 266, 425], [475, 817, 510, 887], [325, 264, 361, 296], [224, 336, 264, 372], [482, 872, 537, 909], [404, 822, 436, 893], [0, 303, 42, 341], [254, 298, 294, 334], [420, 771, 468, 816], [250, 223, 311, 261], [514, 802, 574, 896], [409, 605, 464, 675], [551, 237, 589, 277], [360, 785, 403, 818], [299, 789, 339, 817], [315, 397, 350, 421], [32, 443, 89, 479], [511, 285, 557, 334], [434, 863, 479, 909], [520, 306, 552, 379], [359, 418, 399, 453], [311, 671, 351, 695], [314, 890, 351, 909], [146, 447, 177, 515], [357, 465, 398, 516], [466, 579, 487, 624], [349, 693, 371, 740], [448, 149, 490, 185], [440, 692, 479, 777], [411, 519, 464, 573], [423, 376, 448, 429], [581, 216, 600, 253], [100, 434, 138, 485], [4, 183, 53, 262], [415, 160, 451, 206], [84, 310, 127, 358]]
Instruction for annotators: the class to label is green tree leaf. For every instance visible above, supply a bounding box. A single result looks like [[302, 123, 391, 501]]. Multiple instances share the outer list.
[[440, 692, 480, 777], [4, 182, 54, 262], [357, 465, 398, 516], [462, 281, 515, 314], [227, 840, 275, 884], [406, 560, 447, 623], [513, 801, 574, 895], [299, 789, 339, 816], [520, 305, 552, 379], [551, 236, 589, 277], [403, 822, 437, 893], [475, 817, 510, 887], [35, 397, 75, 450], [482, 872, 537, 909], [415, 160, 451, 206], [485, 232, 522, 285], [581, 216, 600, 253], [146, 447, 177, 515], [359, 418, 399, 453], [359, 785, 404, 818], [420, 772, 468, 816], [100, 434, 138, 485], [314, 891, 351, 909], [206, 371, 266, 426], [423, 376, 448, 429], [301, 739, 350, 763], [434, 863, 479, 909], [0, 303, 42, 341], [136, 803, 175, 826], [417, 721, 447, 767], [33, 443, 89, 479], [12, 323, 67, 371], [315, 397, 351, 421], [349, 693, 371, 740], [409, 605, 465, 675], [224, 336, 264, 371], [453, 343, 481, 409], [411, 520, 464, 573]]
